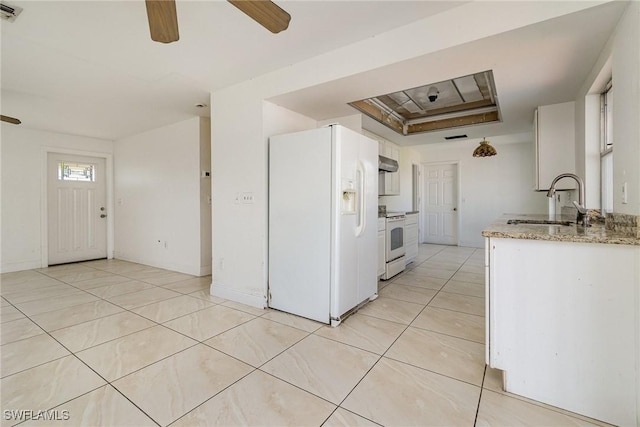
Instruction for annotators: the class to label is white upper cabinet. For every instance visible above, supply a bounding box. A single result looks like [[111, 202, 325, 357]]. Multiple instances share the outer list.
[[534, 101, 576, 191], [365, 130, 401, 196]]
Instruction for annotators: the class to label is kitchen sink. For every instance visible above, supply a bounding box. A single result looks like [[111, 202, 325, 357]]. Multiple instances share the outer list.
[[507, 219, 573, 226]]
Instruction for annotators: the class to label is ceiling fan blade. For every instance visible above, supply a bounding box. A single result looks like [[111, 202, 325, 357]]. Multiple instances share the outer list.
[[145, 0, 179, 43], [228, 0, 291, 34], [1, 115, 21, 125]]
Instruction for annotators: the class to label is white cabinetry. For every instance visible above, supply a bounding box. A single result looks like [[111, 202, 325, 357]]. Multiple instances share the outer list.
[[485, 237, 638, 426], [377, 218, 385, 277], [534, 101, 575, 190], [404, 213, 418, 264]]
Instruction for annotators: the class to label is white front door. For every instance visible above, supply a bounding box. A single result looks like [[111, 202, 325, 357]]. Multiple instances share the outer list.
[[423, 163, 458, 245], [47, 153, 107, 265]]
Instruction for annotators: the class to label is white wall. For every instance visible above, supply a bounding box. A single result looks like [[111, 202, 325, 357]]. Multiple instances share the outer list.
[[114, 117, 210, 276], [611, 1, 640, 215], [317, 114, 362, 134], [210, 101, 316, 306], [0, 125, 114, 272], [413, 140, 548, 248]]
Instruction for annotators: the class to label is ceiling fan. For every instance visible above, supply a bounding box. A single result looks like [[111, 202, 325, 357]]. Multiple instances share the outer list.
[[1, 115, 21, 125], [145, 0, 291, 44]]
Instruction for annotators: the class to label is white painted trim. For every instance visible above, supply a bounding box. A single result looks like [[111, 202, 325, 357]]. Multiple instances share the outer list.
[[41, 147, 114, 267], [210, 282, 267, 309], [420, 160, 461, 246]]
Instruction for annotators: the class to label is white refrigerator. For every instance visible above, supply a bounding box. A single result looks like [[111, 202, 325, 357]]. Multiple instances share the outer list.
[[268, 125, 378, 325]]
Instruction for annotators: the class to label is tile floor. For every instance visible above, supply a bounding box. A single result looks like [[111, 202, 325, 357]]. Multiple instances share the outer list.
[[0, 245, 610, 426]]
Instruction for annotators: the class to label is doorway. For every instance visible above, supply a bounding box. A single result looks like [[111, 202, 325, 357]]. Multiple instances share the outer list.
[[47, 152, 108, 265], [422, 163, 458, 245]]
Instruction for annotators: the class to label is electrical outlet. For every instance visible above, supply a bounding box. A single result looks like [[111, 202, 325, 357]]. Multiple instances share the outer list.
[[622, 182, 628, 204], [242, 192, 254, 204]]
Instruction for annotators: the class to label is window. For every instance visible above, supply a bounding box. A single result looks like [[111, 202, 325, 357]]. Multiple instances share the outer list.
[[600, 81, 613, 213], [57, 162, 95, 182]]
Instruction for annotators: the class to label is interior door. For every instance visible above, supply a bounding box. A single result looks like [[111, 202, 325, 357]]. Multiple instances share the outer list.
[[423, 163, 458, 245], [47, 153, 107, 265]]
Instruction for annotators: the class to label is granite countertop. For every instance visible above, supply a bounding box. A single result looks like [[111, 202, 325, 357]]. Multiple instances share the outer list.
[[482, 214, 640, 245]]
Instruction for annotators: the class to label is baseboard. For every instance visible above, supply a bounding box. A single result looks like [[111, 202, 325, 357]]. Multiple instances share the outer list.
[[210, 282, 266, 309], [1, 259, 43, 273]]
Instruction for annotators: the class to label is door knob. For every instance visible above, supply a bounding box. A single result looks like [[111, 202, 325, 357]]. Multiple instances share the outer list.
[[100, 214, 107, 218], [453, 207, 457, 211], [100, 207, 105, 211]]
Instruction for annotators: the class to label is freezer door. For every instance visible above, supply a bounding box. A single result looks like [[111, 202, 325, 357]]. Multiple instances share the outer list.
[[331, 126, 379, 320], [268, 127, 332, 324], [357, 133, 379, 303]]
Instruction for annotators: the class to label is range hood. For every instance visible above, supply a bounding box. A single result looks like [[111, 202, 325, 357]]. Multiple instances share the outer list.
[[378, 155, 398, 172]]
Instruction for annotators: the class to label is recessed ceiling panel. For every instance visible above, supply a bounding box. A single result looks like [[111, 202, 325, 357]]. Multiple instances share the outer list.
[[349, 70, 501, 136]]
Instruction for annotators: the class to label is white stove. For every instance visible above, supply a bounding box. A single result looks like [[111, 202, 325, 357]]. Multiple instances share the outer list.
[[382, 211, 406, 280]]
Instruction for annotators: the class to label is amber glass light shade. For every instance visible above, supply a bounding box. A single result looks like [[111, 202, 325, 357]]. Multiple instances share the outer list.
[[472, 138, 497, 157]]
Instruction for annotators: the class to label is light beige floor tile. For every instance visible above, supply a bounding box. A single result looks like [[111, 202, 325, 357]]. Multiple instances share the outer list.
[[51, 311, 155, 352], [21, 385, 157, 426], [2, 284, 81, 304], [70, 274, 136, 290], [342, 357, 480, 426], [323, 408, 381, 426], [476, 390, 600, 427], [97, 263, 149, 275], [442, 279, 485, 298], [37, 265, 96, 278], [386, 327, 485, 386], [1, 356, 106, 414], [1, 305, 26, 323], [378, 283, 437, 304], [172, 370, 335, 427], [76, 325, 197, 381], [357, 297, 424, 325], [1, 333, 70, 377], [187, 289, 226, 304], [162, 277, 211, 294], [459, 264, 485, 274], [391, 273, 447, 290], [30, 300, 124, 331], [119, 267, 169, 280], [416, 261, 461, 271], [113, 344, 253, 426], [140, 271, 195, 286], [85, 280, 155, 298], [131, 295, 214, 323], [15, 292, 99, 316], [1, 276, 64, 294], [222, 300, 266, 316], [0, 297, 9, 307], [484, 366, 504, 392], [260, 309, 324, 332], [451, 270, 485, 284], [1, 270, 48, 286], [105, 287, 181, 310], [163, 305, 255, 341], [412, 306, 485, 343], [261, 334, 379, 404], [0, 317, 44, 345], [429, 291, 485, 316], [205, 317, 307, 367], [314, 313, 406, 355], [55, 270, 115, 284], [411, 266, 456, 280]]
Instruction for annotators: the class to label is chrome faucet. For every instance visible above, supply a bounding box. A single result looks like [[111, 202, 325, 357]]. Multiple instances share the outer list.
[[546, 173, 589, 227]]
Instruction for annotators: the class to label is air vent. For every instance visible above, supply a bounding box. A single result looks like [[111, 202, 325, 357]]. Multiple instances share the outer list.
[[1, 2, 22, 22], [445, 134, 468, 140]]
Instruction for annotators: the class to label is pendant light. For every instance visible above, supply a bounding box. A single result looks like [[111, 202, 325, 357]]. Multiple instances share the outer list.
[[472, 137, 497, 157]]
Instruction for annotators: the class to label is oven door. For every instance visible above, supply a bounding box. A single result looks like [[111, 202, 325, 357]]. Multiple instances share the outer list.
[[385, 217, 405, 261]]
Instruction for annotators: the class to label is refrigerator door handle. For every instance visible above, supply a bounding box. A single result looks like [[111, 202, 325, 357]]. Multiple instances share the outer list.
[[355, 161, 365, 237]]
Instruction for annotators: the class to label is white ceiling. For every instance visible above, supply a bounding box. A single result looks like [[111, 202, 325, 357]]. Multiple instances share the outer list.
[[0, 1, 627, 144], [0, 0, 466, 140]]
